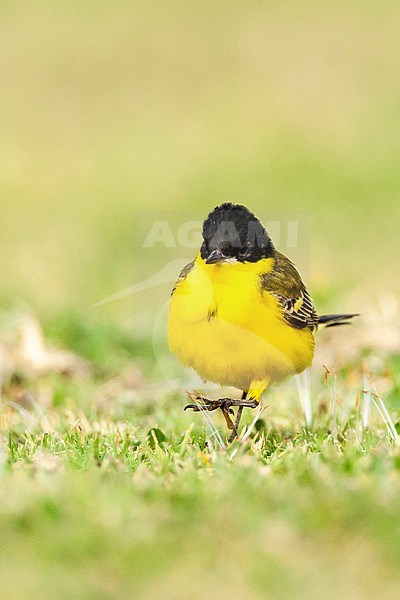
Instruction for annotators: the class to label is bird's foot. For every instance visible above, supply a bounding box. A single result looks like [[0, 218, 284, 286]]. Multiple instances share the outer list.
[[184, 392, 236, 431], [184, 391, 258, 432]]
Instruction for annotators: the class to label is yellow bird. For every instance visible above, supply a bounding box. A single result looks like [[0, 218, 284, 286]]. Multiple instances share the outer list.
[[168, 203, 357, 440]]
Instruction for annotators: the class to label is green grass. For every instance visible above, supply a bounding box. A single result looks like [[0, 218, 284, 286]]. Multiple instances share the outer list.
[[1, 319, 400, 600], [3, 426, 400, 600]]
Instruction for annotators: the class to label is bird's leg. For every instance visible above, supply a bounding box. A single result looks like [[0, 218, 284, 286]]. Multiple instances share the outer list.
[[184, 391, 236, 431], [228, 406, 243, 442], [184, 392, 231, 413], [228, 391, 247, 443], [184, 391, 258, 412]]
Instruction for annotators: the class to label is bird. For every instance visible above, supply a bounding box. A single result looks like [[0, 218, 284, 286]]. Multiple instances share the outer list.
[[167, 203, 358, 441]]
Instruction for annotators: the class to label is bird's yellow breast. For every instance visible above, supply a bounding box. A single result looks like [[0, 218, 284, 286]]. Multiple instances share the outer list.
[[168, 253, 314, 392]]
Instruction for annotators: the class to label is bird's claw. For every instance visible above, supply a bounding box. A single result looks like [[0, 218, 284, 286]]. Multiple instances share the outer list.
[[184, 403, 200, 412], [184, 392, 234, 414], [184, 391, 260, 436], [184, 392, 240, 431]]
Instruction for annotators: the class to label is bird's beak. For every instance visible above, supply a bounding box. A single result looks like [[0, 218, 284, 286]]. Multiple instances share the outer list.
[[206, 249, 226, 264]]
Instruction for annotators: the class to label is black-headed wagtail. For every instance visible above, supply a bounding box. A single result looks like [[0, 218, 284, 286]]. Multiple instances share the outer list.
[[168, 203, 357, 441]]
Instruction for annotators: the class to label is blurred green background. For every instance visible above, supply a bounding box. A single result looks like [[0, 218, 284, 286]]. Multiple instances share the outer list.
[[2, 0, 400, 326]]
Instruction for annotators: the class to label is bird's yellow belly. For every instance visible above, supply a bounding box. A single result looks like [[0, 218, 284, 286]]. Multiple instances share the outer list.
[[168, 259, 314, 391], [169, 317, 313, 390]]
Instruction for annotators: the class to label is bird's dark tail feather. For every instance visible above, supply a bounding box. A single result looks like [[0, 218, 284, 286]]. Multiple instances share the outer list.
[[318, 313, 359, 328]]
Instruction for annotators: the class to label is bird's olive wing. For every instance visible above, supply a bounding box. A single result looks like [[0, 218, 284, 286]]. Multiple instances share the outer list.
[[260, 251, 318, 330], [171, 260, 195, 296]]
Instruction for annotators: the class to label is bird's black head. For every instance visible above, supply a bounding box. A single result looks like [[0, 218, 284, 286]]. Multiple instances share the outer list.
[[200, 203, 274, 264]]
